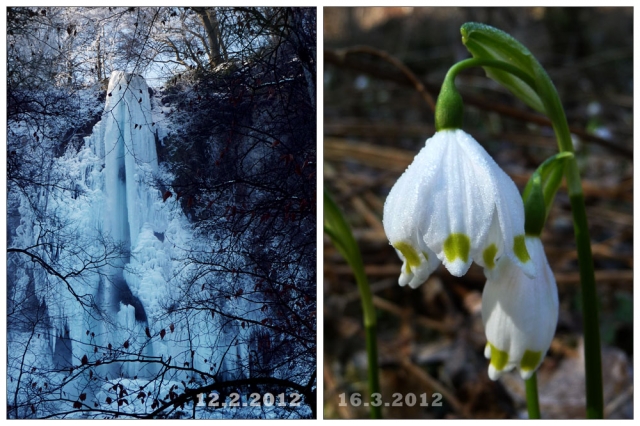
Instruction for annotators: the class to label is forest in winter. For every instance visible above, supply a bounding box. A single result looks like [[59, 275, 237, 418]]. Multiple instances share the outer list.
[[6, 7, 316, 419]]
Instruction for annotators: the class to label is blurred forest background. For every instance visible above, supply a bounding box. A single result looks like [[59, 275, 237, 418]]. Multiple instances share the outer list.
[[323, 7, 632, 419]]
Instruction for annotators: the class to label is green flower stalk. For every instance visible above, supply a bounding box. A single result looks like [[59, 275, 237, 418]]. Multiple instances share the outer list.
[[460, 23, 603, 418], [525, 373, 541, 419]]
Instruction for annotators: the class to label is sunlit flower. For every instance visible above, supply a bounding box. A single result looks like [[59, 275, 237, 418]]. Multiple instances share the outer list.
[[383, 129, 534, 288], [482, 236, 558, 380]]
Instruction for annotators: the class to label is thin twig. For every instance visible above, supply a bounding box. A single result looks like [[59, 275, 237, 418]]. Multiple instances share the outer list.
[[399, 357, 467, 417]]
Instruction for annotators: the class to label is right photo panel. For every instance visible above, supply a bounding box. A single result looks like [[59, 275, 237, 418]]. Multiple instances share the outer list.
[[324, 7, 633, 419]]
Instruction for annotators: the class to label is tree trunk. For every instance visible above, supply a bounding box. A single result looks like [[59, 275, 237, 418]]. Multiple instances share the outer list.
[[192, 7, 222, 68], [96, 34, 103, 82]]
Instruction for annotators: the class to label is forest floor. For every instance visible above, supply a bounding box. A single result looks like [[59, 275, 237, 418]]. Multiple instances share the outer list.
[[323, 7, 633, 419]]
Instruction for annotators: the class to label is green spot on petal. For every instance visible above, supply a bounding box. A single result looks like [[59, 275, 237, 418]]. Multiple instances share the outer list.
[[520, 350, 542, 372], [513, 235, 531, 263], [443, 233, 470, 263], [489, 343, 509, 371], [393, 242, 421, 269], [483, 244, 498, 269]]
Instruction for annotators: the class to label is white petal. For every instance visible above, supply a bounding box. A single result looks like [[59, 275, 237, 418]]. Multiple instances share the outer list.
[[488, 364, 503, 381], [474, 212, 504, 271], [395, 243, 439, 289], [422, 130, 496, 275], [383, 144, 443, 287]]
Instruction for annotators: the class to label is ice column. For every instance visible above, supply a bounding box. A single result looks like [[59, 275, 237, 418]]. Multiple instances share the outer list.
[[102, 71, 159, 250]]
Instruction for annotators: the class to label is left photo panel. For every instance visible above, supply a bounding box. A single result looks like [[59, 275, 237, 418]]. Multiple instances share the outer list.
[[6, 7, 316, 419]]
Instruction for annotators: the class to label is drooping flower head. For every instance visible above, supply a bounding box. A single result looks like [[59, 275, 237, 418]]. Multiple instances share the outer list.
[[383, 129, 534, 288], [482, 236, 558, 380]]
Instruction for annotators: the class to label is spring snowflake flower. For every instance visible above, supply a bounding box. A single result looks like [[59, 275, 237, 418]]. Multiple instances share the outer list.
[[482, 236, 559, 380], [383, 129, 535, 288]]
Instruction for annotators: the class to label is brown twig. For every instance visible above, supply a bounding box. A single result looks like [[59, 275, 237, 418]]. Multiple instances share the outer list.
[[399, 357, 468, 417]]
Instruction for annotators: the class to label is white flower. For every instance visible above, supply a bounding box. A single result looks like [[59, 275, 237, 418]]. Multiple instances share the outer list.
[[482, 236, 558, 380], [382, 129, 534, 288]]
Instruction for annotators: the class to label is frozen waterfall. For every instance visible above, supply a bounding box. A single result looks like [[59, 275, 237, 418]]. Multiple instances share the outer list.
[[9, 71, 259, 417], [83, 71, 172, 378]]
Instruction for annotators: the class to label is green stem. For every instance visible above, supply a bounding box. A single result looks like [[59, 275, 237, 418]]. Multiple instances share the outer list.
[[436, 58, 537, 131], [525, 373, 541, 419], [351, 253, 382, 419], [365, 324, 381, 418], [521, 68, 603, 417], [445, 58, 538, 92], [570, 189, 603, 419], [544, 86, 604, 420]]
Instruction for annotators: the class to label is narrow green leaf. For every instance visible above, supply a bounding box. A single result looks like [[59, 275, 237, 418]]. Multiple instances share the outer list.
[[324, 190, 382, 418], [324, 191, 363, 271]]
